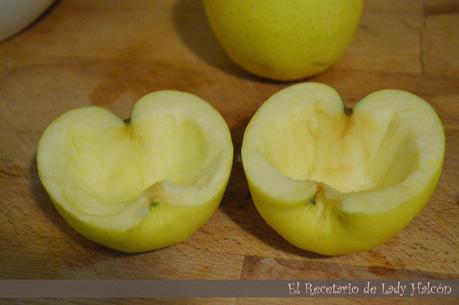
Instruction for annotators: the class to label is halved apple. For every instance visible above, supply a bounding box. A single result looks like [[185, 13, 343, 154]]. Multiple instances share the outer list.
[[37, 91, 233, 253], [242, 83, 444, 255]]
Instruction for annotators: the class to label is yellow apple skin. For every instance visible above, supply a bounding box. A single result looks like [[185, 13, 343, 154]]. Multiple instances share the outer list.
[[52, 187, 226, 253], [242, 83, 445, 255], [247, 168, 442, 255], [204, 0, 364, 81]]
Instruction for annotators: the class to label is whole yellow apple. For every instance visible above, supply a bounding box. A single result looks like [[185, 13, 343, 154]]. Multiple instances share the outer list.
[[204, 0, 364, 81], [242, 83, 444, 255]]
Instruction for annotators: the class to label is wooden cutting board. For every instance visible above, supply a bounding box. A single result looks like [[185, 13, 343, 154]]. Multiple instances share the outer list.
[[0, 0, 458, 304]]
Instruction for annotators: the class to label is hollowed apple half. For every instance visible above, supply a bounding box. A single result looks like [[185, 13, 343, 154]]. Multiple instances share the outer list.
[[37, 91, 233, 253], [242, 83, 444, 255]]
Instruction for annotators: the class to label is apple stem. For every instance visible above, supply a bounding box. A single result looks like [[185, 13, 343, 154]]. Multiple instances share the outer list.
[[344, 105, 353, 115]]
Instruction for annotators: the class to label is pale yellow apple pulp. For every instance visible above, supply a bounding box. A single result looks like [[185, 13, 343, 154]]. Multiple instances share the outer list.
[[37, 91, 233, 253], [204, 0, 364, 81], [242, 83, 444, 255]]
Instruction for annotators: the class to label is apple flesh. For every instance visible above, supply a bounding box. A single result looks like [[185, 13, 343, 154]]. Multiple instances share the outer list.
[[242, 83, 444, 255], [37, 91, 233, 253], [204, 0, 364, 81]]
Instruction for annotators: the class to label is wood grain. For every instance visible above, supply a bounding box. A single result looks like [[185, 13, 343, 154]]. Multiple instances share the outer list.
[[423, 2, 459, 78], [0, 0, 458, 304], [335, 0, 424, 74]]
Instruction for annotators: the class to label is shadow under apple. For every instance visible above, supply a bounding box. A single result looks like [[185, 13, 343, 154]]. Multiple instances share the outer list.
[[172, 0, 260, 81]]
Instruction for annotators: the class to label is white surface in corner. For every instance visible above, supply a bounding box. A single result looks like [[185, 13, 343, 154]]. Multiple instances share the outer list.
[[0, 0, 55, 41]]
